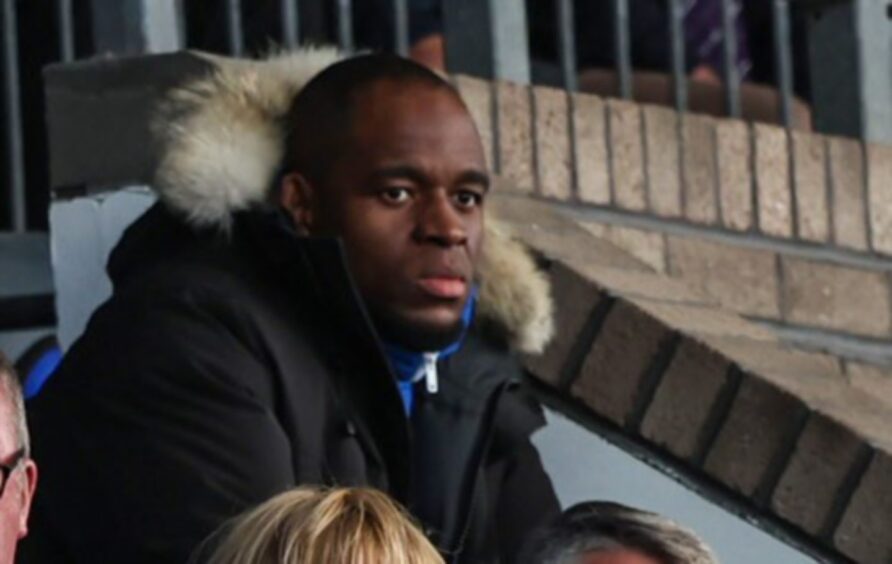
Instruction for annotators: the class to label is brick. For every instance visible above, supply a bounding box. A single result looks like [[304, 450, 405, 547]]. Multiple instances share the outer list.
[[455, 75, 495, 170], [682, 114, 719, 225], [573, 92, 610, 205], [490, 195, 649, 272], [834, 451, 892, 563], [701, 337, 847, 413], [495, 81, 534, 193], [754, 123, 793, 238], [715, 120, 752, 231], [640, 339, 730, 461], [572, 301, 673, 426], [704, 376, 804, 496], [633, 301, 776, 343], [579, 266, 715, 307], [772, 413, 865, 536], [524, 262, 604, 385], [818, 383, 892, 452], [608, 99, 646, 212], [781, 257, 891, 337], [828, 136, 868, 251], [846, 362, 892, 409], [666, 235, 780, 318], [818, 387, 892, 455], [580, 222, 666, 273], [867, 142, 892, 255], [533, 86, 573, 200], [792, 131, 830, 243], [643, 104, 682, 218]]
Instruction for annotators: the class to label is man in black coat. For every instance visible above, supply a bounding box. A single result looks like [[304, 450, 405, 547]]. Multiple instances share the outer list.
[[22, 51, 559, 563]]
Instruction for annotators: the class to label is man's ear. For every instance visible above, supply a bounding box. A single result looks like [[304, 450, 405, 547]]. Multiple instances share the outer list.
[[280, 173, 316, 235], [17, 460, 37, 539]]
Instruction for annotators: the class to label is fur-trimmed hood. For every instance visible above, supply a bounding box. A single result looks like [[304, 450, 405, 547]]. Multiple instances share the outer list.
[[152, 49, 553, 353]]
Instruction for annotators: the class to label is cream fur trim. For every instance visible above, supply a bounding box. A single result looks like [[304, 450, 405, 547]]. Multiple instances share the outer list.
[[152, 49, 553, 353], [478, 222, 554, 354], [154, 48, 341, 228]]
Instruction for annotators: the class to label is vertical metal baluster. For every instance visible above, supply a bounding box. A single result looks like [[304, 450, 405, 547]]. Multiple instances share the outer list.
[[337, 0, 354, 52], [720, 0, 741, 117], [613, 0, 632, 98], [393, 0, 409, 56], [668, 0, 687, 112], [772, 0, 794, 128], [442, 0, 530, 83], [2, 0, 26, 232], [281, 0, 300, 48], [556, 0, 577, 92], [226, 0, 244, 55], [175, 0, 188, 50], [57, 0, 75, 61]]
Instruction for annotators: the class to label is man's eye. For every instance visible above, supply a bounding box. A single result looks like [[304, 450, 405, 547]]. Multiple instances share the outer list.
[[454, 190, 483, 209], [380, 188, 411, 204]]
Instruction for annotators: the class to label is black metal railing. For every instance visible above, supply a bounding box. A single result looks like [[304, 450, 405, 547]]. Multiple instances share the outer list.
[[2, 0, 25, 233], [2, 0, 890, 234]]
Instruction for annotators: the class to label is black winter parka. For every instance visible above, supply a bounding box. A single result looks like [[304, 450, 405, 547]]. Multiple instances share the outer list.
[[21, 50, 560, 564]]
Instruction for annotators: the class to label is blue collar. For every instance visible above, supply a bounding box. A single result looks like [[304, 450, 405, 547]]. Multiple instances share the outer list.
[[382, 288, 477, 415]]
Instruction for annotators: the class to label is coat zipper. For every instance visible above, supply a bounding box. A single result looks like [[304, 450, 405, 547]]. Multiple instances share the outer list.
[[449, 379, 512, 563]]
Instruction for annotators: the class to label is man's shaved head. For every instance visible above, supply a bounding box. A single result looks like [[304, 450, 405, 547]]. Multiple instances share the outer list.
[[278, 54, 488, 350], [282, 54, 463, 185]]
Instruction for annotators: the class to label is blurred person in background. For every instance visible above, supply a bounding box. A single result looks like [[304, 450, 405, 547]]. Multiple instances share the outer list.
[[201, 487, 444, 564], [528, 0, 750, 87], [0, 352, 38, 564], [184, 0, 447, 69], [519, 501, 719, 564], [528, 0, 812, 128]]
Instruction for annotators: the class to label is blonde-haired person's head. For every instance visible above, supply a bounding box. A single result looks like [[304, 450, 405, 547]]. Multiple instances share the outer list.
[[206, 487, 444, 564]]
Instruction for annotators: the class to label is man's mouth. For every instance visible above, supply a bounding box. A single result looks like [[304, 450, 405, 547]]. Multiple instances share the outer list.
[[417, 276, 467, 299]]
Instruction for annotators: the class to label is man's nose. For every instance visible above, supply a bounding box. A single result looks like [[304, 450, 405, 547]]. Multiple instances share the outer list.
[[415, 192, 467, 247]]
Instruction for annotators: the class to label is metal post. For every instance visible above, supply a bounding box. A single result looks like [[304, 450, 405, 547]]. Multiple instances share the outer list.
[[806, 0, 892, 143], [613, 0, 632, 98], [281, 0, 300, 49], [90, 0, 183, 54], [337, 0, 354, 52], [854, 0, 892, 143], [668, 0, 687, 111], [393, 0, 409, 57], [175, 0, 187, 49], [443, 0, 530, 83], [2, 0, 26, 232], [720, 0, 741, 117], [771, 0, 794, 128], [57, 0, 75, 62], [225, 0, 244, 55], [556, 0, 577, 92]]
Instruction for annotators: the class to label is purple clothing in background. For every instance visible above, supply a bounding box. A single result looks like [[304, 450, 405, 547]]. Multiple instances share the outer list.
[[684, 0, 752, 79]]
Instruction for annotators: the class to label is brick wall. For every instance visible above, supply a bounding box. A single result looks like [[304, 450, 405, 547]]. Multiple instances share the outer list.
[[457, 75, 892, 353], [457, 76, 892, 258], [463, 73, 892, 563], [492, 195, 892, 563], [576, 222, 892, 347]]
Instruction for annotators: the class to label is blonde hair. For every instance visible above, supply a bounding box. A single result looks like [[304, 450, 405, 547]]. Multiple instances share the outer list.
[[207, 487, 444, 564]]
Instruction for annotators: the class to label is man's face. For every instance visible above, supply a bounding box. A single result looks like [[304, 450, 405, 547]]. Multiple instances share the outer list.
[[0, 399, 36, 563], [285, 80, 488, 350]]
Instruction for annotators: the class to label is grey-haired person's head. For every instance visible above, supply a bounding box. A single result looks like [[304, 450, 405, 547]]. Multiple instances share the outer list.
[[519, 501, 719, 564], [0, 353, 28, 458], [0, 350, 38, 563]]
